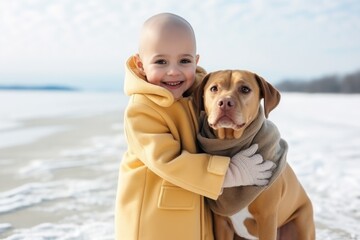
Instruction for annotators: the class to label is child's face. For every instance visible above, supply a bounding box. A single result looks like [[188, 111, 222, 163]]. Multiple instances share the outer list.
[[136, 27, 199, 100]]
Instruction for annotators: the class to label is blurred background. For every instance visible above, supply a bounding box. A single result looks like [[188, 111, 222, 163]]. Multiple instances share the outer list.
[[1, 0, 359, 91]]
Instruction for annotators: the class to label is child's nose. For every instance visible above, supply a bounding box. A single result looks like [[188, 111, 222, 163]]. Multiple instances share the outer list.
[[167, 65, 181, 75]]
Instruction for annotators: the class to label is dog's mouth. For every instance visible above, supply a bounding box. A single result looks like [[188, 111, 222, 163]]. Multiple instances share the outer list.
[[209, 115, 246, 130]]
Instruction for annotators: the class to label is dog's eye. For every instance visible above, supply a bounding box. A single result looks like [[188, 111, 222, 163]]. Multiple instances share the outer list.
[[240, 86, 251, 94], [210, 86, 218, 92]]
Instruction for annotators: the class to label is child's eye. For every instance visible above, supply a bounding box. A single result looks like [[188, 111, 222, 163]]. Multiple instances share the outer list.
[[180, 58, 192, 64], [155, 59, 167, 65]]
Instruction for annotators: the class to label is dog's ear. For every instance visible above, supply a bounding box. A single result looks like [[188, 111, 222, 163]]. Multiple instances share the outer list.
[[255, 74, 281, 118], [193, 73, 212, 115]]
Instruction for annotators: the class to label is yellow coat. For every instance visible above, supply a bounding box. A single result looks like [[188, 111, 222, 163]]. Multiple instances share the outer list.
[[115, 56, 230, 240]]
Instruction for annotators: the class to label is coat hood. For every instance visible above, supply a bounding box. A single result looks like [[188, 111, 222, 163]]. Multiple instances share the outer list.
[[124, 56, 206, 107]]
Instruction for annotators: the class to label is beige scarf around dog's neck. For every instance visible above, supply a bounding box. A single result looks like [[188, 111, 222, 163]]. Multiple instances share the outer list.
[[197, 107, 288, 216]]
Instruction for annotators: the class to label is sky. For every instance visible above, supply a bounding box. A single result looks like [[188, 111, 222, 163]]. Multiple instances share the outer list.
[[0, 0, 359, 91]]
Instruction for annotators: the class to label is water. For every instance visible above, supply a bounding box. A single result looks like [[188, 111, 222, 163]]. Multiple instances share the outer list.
[[0, 91, 127, 239], [0, 91, 359, 239]]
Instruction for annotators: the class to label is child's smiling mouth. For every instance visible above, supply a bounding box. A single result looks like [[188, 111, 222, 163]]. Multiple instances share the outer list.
[[162, 81, 184, 88]]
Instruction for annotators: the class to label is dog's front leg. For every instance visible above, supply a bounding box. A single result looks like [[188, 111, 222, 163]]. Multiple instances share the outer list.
[[257, 214, 278, 240], [213, 213, 235, 240], [277, 221, 298, 240]]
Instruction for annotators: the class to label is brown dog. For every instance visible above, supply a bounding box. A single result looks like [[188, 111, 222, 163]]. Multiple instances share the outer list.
[[194, 70, 315, 240]]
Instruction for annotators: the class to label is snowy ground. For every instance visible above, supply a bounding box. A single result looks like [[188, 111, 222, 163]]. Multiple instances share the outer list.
[[0, 91, 359, 239]]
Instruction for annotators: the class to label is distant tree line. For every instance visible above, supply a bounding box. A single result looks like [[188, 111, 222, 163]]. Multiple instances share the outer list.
[[0, 85, 78, 91], [275, 69, 360, 93]]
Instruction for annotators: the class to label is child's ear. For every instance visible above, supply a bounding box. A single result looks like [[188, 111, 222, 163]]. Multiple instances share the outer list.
[[134, 54, 146, 76], [195, 54, 200, 64]]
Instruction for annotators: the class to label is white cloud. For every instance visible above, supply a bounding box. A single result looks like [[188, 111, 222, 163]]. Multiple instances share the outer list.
[[0, 0, 359, 88]]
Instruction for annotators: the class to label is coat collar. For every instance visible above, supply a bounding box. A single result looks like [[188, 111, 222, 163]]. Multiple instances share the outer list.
[[124, 56, 175, 107]]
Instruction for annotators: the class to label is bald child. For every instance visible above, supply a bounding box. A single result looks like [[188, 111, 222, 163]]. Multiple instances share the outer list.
[[134, 12, 199, 100], [115, 13, 273, 240]]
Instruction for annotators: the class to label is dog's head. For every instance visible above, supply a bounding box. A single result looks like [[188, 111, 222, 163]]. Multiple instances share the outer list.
[[194, 70, 280, 139]]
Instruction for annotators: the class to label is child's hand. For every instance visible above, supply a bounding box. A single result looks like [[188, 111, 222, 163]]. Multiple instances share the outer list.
[[222, 144, 275, 188]]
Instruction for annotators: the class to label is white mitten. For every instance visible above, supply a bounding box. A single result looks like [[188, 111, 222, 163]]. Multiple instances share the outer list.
[[223, 144, 275, 188]]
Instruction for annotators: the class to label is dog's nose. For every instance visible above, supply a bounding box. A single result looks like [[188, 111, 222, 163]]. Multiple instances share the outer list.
[[217, 98, 235, 109]]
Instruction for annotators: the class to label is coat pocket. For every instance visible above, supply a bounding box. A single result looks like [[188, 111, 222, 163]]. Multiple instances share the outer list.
[[158, 185, 195, 210]]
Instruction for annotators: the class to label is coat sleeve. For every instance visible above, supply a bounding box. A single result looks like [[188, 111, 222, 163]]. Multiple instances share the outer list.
[[124, 100, 229, 200]]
